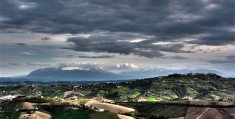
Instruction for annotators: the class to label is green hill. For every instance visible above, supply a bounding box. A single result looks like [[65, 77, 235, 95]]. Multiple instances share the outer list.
[[75, 73, 235, 101], [1, 73, 234, 101]]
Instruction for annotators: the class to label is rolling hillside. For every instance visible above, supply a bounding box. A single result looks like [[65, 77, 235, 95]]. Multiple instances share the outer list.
[[1, 73, 234, 101]]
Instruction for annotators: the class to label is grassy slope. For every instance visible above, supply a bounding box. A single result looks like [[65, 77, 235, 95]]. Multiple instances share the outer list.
[[1, 73, 234, 102], [54, 109, 90, 119], [1, 111, 20, 119], [90, 112, 119, 119]]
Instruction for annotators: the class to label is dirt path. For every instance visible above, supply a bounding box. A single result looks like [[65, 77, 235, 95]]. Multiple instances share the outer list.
[[185, 107, 209, 119], [195, 108, 209, 119]]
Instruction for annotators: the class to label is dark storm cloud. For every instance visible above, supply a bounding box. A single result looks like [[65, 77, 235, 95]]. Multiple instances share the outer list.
[[0, 62, 20, 66], [66, 54, 73, 57], [16, 43, 26, 46], [7, 63, 19, 66], [26, 63, 49, 66], [0, 0, 234, 56], [78, 55, 115, 59], [207, 55, 235, 64], [163, 56, 189, 60], [188, 31, 235, 46], [0, 62, 48, 67], [67, 32, 189, 58], [41, 37, 51, 41]]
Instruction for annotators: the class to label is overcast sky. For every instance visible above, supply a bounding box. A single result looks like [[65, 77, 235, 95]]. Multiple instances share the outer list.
[[0, 0, 234, 77]]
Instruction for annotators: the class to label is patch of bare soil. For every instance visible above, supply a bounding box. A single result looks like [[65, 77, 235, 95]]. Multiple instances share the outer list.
[[19, 111, 52, 119], [21, 102, 37, 110], [85, 101, 135, 113], [185, 107, 235, 119], [118, 114, 135, 119]]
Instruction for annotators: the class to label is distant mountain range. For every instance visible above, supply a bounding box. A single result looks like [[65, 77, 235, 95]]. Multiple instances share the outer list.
[[0, 66, 229, 81], [26, 67, 122, 81]]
